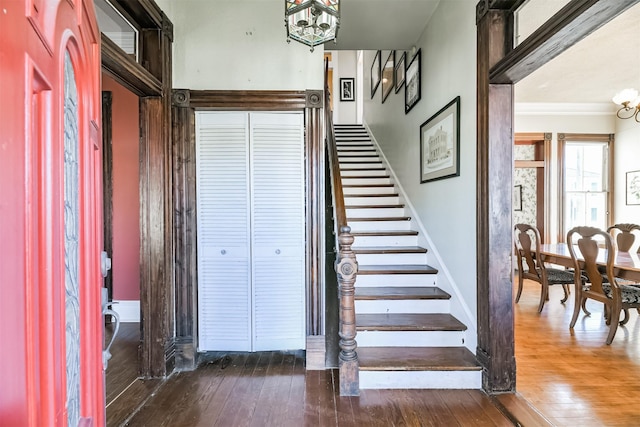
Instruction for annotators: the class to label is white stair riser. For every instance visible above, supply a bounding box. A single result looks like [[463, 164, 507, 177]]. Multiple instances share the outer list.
[[344, 186, 395, 195], [347, 220, 411, 232], [347, 207, 405, 218], [356, 330, 466, 347], [338, 151, 378, 157], [345, 196, 399, 205], [355, 299, 450, 314], [339, 156, 381, 163], [341, 163, 384, 170], [341, 170, 388, 177], [355, 274, 437, 287], [342, 177, 391, 185], [355, 253, 427, 265], [359, 371, 481, 390], [352, 234, 418, 247], [336, 141, 372, 146]]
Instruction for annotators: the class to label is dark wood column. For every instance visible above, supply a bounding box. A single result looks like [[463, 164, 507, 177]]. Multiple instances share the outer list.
[[476, 0, 516, 393], [139, 13, 175, 377], [172, 90, 198, 370]]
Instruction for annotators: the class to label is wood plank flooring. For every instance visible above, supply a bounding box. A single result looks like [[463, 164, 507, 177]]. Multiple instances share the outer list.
[[515, 278, 640, 426], [123, 351, 513, 426]]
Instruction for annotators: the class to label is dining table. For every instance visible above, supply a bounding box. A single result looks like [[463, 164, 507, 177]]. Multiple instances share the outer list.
[[540, 243, 640, 282]]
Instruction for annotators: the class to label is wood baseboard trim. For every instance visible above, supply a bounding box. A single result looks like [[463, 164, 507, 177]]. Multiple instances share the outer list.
[[306, 335, 326, 370]]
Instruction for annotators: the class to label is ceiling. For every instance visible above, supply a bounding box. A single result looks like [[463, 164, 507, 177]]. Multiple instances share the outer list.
[[327, 0, 440, 51], [326, 0, 640, 106]]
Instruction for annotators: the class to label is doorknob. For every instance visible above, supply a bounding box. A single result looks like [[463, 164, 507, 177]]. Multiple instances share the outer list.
[[101, 251, 112, 278]]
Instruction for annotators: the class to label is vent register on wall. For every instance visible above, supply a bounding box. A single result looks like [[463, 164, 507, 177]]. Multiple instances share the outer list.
[[196, 112, 306, 352]]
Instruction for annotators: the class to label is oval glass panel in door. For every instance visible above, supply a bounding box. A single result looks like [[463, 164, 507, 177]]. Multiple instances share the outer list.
[[63, 50, 81, 427]]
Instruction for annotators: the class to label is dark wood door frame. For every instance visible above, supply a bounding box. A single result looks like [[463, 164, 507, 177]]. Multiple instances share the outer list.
[[514, 132, 551, 243], [476, 0, 639, 393], [101, 0, 174, 378], [102, 92, 114, 304], [171, 89, 325, 370]]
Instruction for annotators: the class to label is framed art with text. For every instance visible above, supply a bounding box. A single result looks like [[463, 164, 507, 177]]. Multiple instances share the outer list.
[[420, 96, 460, 183]]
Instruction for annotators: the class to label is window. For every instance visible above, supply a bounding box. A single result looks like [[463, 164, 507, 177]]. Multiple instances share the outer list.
[[558, 133, 613, 242]]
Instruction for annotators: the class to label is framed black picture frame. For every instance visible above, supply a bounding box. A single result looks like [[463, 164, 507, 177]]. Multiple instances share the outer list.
[[419, 96, 460, 183], [405, 49, 421, 113], [370, 50, 381, 98], [513, 185, 523, 211], [626, 170, 640, 205], [381, 51, 394, 103], [394, 51, 405, 93], [340, 77, 355, 102]]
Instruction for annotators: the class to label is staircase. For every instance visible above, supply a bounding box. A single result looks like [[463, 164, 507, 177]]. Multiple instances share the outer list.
[[334, 124, 481, 389]]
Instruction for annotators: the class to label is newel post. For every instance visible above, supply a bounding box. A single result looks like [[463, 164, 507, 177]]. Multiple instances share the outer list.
[[336, 225, 359, 396]]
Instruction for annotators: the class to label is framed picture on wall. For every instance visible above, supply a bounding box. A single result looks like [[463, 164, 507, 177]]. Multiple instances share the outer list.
[[405, 49, 421, 113], [626, 170, 640, 205], [420, 96, 460, 183], [514, 185, 523, 211], [381, 51, 394, 103], [371, 50, 381, 98], [340, 77, 355, 101], [394, 51, 405, 93]]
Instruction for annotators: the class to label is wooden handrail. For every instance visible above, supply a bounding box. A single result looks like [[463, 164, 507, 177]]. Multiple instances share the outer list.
[[324, 59, 359, 396]]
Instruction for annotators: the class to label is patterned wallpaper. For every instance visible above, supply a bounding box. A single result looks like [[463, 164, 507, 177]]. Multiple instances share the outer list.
[[513, 145, 538, 228]]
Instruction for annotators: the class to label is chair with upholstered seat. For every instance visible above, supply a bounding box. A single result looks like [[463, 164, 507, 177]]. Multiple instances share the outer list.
[[608, 223, 640, 323], [567, 226, 640, 345], [514, 224, 575, 312]]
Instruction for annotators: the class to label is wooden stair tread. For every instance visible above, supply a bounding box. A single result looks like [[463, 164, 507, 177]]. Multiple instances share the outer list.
[[344, 194, 399, 198], [351, 230, 419, 236], [353, 246, 427, 254], [358, 264, 438, 274], [356, 313, 466, 331], [342, 175, 391, 179], [355, 286, 450, 300], [346, 204, 403, 209], [343, 184, 394, 188], [347, 217, 411, 222], [340, 161, 382, 164], [341, 167, 386, 171], [358, 347, 481, 371]]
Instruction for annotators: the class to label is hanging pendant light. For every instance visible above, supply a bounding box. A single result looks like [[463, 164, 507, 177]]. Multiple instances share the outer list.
[[285, 0, 340, 52]]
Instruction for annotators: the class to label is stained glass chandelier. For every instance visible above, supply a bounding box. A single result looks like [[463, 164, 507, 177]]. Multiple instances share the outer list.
[[285, 0, 340, 52]]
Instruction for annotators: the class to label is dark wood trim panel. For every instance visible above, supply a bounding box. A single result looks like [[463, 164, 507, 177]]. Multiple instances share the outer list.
[[556, 133, 615, 242], [171, 89, 325, 368], [102, 92, 114, 303], [477, 6, 516, 393], [172, 101, 197, 370], [111, 0, 164, 29], [101, 34, 162, 97], [188, 90, 307, 110], [490, 0, 640, 84]]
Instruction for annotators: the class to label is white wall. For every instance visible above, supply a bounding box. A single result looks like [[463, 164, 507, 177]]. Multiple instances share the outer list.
[[613, 117, 640, 223], [328, 50, 358, 124], [361, 0, 478, 338], [156, 0, 324, 90], [515, 105, 616, 241]]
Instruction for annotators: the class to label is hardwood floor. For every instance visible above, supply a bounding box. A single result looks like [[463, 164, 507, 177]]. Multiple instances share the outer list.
[[106, 322, 163, 427], [122, 351, 513, 426], [515, 278, 640, 426]]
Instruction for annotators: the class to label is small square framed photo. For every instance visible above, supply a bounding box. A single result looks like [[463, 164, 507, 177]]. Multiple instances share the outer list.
[[626, 170, 640, 205], [394, 51, 405, 93], [340, 78, 355, 102]]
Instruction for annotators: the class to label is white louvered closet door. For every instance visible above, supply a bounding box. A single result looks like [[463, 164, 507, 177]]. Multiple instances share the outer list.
[[196, 111, 305, 352], [196, 112, 251, 351], [250, 113, 305, 351]]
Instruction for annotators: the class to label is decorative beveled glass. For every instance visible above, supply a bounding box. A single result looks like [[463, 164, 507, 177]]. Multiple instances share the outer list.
[[285, 0, 340, 52]]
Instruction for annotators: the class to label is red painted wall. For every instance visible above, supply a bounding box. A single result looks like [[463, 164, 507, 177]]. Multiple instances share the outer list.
[[102, 73, 140, 301]]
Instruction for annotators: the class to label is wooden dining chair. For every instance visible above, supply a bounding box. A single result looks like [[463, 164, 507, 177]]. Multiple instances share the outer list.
[[514, 224, 574, 312], [608, 223, 640, 323], [567, 226, 640, 345]]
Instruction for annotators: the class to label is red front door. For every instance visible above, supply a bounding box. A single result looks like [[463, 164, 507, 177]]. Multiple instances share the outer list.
[[0, 1, 104, 425]]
